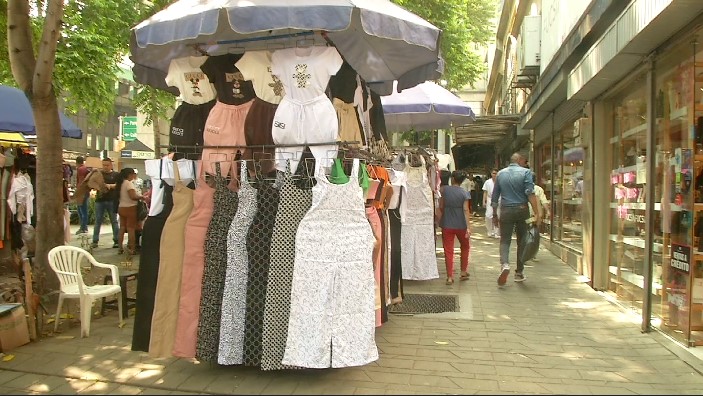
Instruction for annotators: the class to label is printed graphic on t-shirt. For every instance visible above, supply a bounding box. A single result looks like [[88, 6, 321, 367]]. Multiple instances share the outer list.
[[184, 71, 206, 97], [225, 71, 247, 99], [293, 64, 311, 88], [268, 67, 285, 97], [205, 124, 221, 135]]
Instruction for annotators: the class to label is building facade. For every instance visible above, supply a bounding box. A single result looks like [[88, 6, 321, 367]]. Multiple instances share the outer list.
[[483, 0, 703, 347]]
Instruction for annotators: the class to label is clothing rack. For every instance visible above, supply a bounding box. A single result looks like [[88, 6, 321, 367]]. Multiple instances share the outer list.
[[160, 141, 359, 151]]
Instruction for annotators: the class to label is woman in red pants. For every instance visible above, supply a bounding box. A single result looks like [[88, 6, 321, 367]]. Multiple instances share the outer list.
[[435, 170, 472, 285]]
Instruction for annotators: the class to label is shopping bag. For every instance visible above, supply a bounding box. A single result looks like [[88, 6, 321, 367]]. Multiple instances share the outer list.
[[136, 201, 148, 221], [520, 224, 540, 262]]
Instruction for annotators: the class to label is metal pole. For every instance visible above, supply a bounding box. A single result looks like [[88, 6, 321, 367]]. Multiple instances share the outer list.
[[642, 56, 656, 333]]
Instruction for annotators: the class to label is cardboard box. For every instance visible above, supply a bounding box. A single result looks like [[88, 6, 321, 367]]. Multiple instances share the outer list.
[[84, 157, 103, 169], [0, 304, 30, 352]]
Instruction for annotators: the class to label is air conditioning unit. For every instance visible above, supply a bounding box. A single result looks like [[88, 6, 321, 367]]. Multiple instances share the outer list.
[[519, 15, 541, 74]]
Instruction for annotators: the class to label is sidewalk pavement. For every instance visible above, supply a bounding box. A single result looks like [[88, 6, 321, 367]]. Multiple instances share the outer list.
[[0, 219, 703, 394]]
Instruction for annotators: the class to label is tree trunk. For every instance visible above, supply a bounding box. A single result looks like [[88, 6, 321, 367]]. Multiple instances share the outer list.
[[153, 116, 162, 158], [33, 93, 64, 295], [8, 0, 67, 298]]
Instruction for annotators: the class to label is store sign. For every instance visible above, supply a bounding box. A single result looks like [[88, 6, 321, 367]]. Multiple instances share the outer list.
[[120, 116, 138, 142], [62, 151, 83, 161], [671, 244, 691, 273], [120, 150, 152, 159]]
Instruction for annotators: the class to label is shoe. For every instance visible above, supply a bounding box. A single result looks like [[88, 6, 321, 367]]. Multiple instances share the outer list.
[[112, 243, 120, 248], [445, 277, 454, 285], [497, 264, 510, 286], [117, 247, 124, 255], [74, 229, 87, 235], [90, 242, 98, 249], [460, 272, 470, 281], [514, 272, 527, 282]]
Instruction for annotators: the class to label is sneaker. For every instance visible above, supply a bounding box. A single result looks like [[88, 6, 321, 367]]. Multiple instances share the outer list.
[[90, 242, 98, 249], [74, 229, 87, 235], [497, 264, 510, 286], [112, 243, 120, 248], [514, 272, 527, 282]]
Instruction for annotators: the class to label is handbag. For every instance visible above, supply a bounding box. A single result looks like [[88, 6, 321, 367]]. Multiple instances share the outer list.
[[520, 224, 541, 263], [136, 200, 148, 221]]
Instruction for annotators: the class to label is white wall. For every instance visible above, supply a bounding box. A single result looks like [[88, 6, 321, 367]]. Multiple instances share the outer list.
[[540, 0, 591, 74]]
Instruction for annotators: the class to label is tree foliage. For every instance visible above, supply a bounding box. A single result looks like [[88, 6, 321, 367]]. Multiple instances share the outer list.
[[393, 0, 498, 91], [2, 0, 174, 125], [392, 0, 497, 144]]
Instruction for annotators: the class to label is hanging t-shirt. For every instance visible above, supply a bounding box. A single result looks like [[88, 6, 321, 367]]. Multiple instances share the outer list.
[[328, 60, 358, 104], [144, 158, 197, 217], [235, 50, 285, 104], [270, 46, 343, 102], [270, 46, 344, 172], [201, 53, 256, 105], [165, 56, 217, 105]]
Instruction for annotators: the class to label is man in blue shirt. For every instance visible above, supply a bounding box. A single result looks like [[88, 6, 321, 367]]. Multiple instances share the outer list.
[[491, 153, 542, 285]]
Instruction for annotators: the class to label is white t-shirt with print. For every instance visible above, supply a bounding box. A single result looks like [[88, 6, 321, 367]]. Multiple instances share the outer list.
[[236, 50, 285, 104], [165, 56, 217, 105], [270, 46, 343, 102]]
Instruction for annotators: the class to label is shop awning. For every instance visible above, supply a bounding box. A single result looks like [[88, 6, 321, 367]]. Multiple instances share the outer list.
[[0, 132, 29, 148], [454, 114, 521, 145]]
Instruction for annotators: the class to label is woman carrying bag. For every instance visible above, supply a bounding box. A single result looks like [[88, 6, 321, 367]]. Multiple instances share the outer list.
[[115, 167, 144, 255]]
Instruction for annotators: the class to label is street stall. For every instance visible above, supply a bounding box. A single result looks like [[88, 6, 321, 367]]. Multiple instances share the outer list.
[[128, 0, 443, 370]]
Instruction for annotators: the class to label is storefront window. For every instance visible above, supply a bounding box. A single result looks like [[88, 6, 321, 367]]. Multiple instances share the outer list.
[[535, 144, 553, 237], [552, 124, 584, 252], [652, 34, 703, 346], [605, 76, 648, 316]]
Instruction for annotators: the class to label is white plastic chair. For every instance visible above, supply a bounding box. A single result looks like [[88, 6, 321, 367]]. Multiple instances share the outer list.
[[48, 245, 123, 337]]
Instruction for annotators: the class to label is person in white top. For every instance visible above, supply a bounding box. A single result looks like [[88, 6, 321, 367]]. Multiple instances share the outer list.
[[527, 172, 550, 261], [116, 167, 144, 255], [528, 172, 550, 224], [483, 168, 499, 238]]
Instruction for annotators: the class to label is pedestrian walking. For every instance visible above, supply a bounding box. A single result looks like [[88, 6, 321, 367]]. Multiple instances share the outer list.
[[91, 157, 120, 249], [472, 175, 483, 217], [459, 171, 474, 212], [491, 153, 541, 285], [483, 168, 499, 238], [435, 170, 471, 285], [74, 156, 90, 234]]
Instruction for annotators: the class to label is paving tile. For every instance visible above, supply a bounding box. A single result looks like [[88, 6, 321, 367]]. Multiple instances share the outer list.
[[411, 360, 458, 372], [365, 371, 411, 386], [232, 375, 273, 394], [75, 381, 123, 394], [497, 379, 549, 394], [449, 377, 500, 393], [151, 371, 191, 389], [50, 379, 97, 394], [106, 385, 145, 395], [408, 374, 460, 388], [353, 387, 382, 395]]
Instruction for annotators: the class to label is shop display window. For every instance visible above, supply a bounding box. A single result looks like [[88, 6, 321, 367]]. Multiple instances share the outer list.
[[605, 31, 703, 347], [551, 125, 584, 252], [535, 144, 553, 236], [605, 75, 648, 317]]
